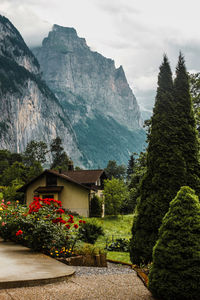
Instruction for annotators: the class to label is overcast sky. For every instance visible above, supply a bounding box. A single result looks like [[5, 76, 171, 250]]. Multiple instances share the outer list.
[[1, 0, 200, 112]]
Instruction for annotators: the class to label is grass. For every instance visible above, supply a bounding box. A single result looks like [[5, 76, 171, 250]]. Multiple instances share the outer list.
[[76, 214, 134, 264], [107, 251, 132, 264]]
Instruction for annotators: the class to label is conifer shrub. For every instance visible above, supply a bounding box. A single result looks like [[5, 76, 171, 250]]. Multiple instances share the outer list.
[[89, 195, 102, 217], [148, 186, 200, 300]]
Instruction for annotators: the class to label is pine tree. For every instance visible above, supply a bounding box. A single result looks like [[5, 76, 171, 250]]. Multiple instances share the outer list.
[[50, 136, 70, 170], [148, 186, 200, 300], [126, 153, 136, 181], [130, 55, 189, 264]]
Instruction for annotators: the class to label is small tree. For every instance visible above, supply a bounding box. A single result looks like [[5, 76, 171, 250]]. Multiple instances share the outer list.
[[148, 186, 200, 300], [103, 178, 128, 215], [50, 136, 70, 170], [23, 140, 48, 166], [90, 195, 102, 217], [126, 153, 137, 181], [104, 160, 126, 180]]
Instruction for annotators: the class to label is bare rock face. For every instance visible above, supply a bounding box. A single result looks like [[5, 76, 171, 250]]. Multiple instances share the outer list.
[[0, 16, 86, 167], [33, 25, 146, 167]]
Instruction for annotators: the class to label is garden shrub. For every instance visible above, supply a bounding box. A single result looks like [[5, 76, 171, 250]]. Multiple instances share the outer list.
[[148, 186, 200, 300], [90, 195, 102, 217], [78, 220, 104, 244], [106, 238, 130, 252], [0, 197, 84, 256]]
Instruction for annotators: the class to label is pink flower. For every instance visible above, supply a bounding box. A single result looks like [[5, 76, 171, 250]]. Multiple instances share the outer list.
[[1, 199, 4, 203], [7, 201, 11, 205], [2, 222, 6, 226]]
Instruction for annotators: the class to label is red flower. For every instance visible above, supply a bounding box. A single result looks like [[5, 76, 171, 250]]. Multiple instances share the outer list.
[[69, 214, 74, 219], [65, 224, 70, 229], [74, 224, 78, 229], [56, 208, 65, 214], [16, 230, 23, 236], [60, 220, 67, 224], [83, 220, 86, 224], [79, 220, 83, 224], [52, 217, 63, 223], [67, 218, 74, 223]]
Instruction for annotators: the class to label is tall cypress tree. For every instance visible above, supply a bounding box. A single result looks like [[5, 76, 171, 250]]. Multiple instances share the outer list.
[[130, 55, 190, 264], [173, 53, 200, 194]]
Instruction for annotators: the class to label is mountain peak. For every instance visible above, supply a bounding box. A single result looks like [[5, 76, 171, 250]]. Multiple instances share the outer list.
[[0, 14, 40, 74], [52, 24, 77, 35]]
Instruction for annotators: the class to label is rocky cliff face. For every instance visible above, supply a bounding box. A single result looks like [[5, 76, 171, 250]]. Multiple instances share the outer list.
[[33, 25, 146, 167], [0, 16, 85, 166]]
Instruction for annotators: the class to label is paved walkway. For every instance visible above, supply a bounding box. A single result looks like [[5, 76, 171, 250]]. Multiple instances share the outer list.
[[0, 240, 74, 289], [0, 240, 154, 299]]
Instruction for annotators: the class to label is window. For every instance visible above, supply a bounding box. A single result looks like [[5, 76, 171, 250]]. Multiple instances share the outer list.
[[42, 195, 54, 199], [46, 174, 57, 186]]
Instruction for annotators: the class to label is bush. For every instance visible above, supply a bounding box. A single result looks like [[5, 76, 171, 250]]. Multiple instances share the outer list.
[[0, 197, 84, 255], [90, 195, 102, 217], [106, 238, 130, 252], [148, 186, 200, 300], [78, 220, 104, 244]]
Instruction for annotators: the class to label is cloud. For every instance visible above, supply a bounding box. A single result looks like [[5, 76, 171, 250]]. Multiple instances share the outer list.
[[1, 0, 200, 112], [0, 1, 51, 47]]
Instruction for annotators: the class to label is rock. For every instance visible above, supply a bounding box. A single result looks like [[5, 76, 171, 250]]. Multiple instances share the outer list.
[[33, 25, 146, 167]]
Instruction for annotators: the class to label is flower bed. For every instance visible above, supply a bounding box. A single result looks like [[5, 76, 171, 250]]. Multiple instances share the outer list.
[[0, 197, 83, 257]]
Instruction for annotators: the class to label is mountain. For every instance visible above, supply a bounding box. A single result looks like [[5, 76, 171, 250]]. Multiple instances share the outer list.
[[33, 25, 146, 167], [0, 16, 85, 166]]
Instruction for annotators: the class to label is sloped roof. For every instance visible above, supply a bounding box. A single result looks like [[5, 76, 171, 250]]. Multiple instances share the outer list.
[[62, 169, 106, 184], [17, 169, 93, 192]]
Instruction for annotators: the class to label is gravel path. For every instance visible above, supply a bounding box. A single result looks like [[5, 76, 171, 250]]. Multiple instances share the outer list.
[[0, 263, 154, 300], [73, 262, 134, 276]]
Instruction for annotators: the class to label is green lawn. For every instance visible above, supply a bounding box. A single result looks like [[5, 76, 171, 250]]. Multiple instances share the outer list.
[[81, 214, 133, 264]]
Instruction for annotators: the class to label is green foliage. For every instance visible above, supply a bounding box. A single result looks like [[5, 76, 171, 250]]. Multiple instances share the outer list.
[[104, 160, 126, 180], [78, 220, 104, 244], [126, 153, 137, 181], [106, 238, 130, 252], [103, 178, 129, 215], [1, 162, 26, 186], [50, 136, 70, 170], [23, 140, 48, 166], [123, 152, 147, 214], [130, 54, 200, 265], [148, 186, 200, 300], [120, 188, 137, 214], [173, 53, 200, 194], [0, 150, 23, 176], [25, 161, 43, 183], [0, 197, 82, 253], [3, 178, 24, 202], [89, 195, 102, 217]]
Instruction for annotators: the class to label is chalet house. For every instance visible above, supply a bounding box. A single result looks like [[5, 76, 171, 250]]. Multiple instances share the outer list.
[[63, 169, 107, 199], [18, 169, 107, 217]]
